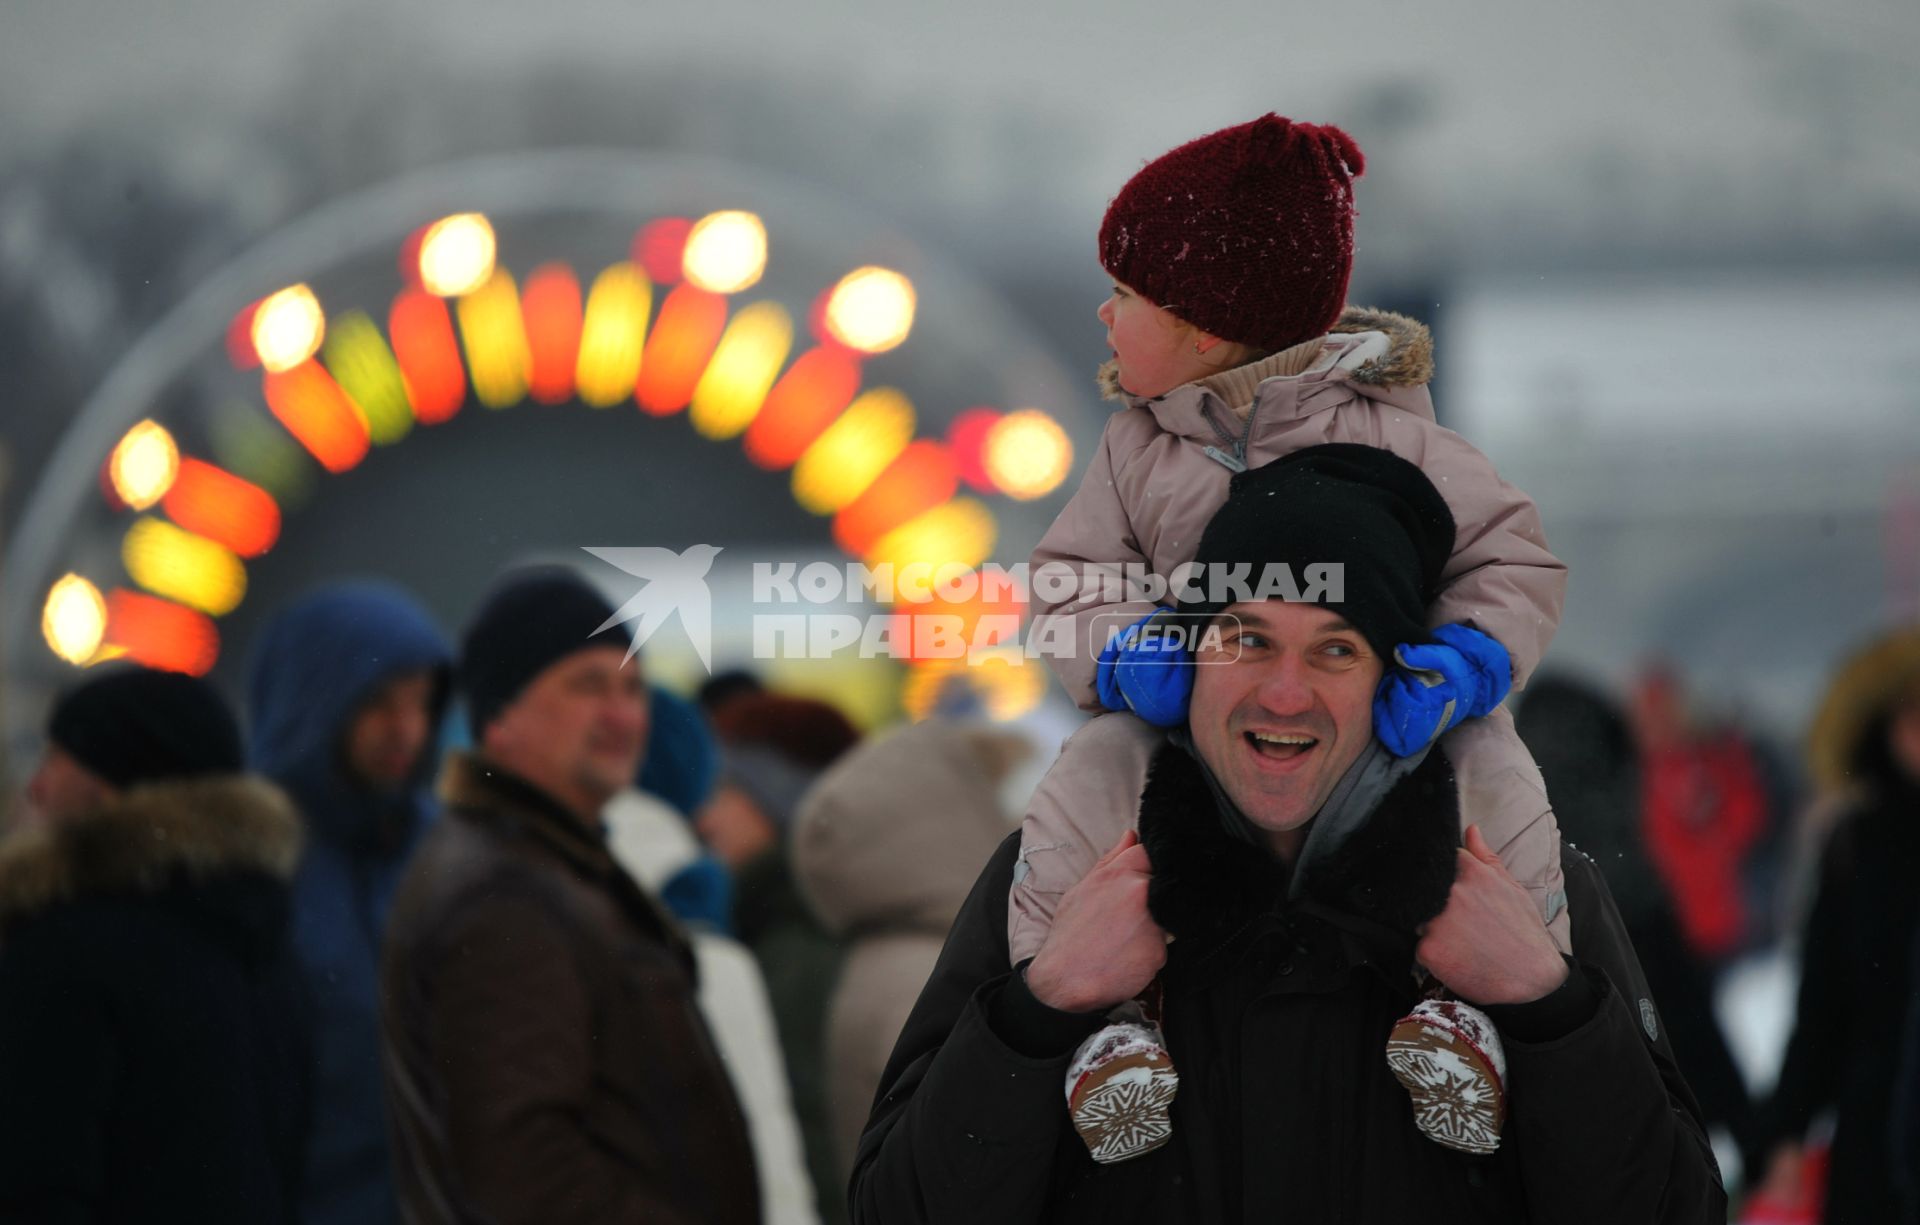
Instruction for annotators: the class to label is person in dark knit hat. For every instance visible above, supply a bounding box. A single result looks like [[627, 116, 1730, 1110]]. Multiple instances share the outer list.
[[701, 691, 860, 1225], [380, 566, 761, 1225], [0, 665, 310, 1224], [26, 665, 245, 824], [848, 444, 1725, 1224], [1020, 112, 1572, 972]]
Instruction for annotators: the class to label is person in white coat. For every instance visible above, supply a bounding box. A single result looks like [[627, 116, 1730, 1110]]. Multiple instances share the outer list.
[[604, 783, 821, 1225]]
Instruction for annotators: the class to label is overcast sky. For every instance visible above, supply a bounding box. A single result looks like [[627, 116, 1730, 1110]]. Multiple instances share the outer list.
[[6, 0, 1915, 231]]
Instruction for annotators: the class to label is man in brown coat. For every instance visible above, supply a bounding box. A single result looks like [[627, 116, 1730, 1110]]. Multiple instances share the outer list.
[[381, 567, 760, 1225]]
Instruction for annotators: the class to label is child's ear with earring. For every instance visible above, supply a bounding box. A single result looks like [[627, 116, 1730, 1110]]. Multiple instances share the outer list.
[[1191, 329, 1265, 371]]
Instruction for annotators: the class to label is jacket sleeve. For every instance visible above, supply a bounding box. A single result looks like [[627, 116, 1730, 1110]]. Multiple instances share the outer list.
[[849, 834, 1103, 1225], [1028, 414, 1162, 711], [423, 884, 701, 1225], [1758, 814, 1855, 1147], [1493, 844, 1727, 1224], [1366, 413, 1567, 687], [0, 928, 116, 1225]]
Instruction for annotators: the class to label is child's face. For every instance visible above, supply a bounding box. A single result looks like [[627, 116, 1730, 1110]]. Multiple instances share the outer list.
[[1097, 281, 1214, 399]]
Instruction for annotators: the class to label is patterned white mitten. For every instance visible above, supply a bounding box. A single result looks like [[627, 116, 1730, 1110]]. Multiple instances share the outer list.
[[1385, 997, 1508, 1155]]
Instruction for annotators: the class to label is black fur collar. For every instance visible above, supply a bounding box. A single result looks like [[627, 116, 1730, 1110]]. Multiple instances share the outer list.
[[1140, 742, 1461, 944]]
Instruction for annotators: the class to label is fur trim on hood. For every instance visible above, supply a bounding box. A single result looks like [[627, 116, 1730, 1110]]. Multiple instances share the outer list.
[[1329, 306, 1433, 389], [1139, 741, 1459, 945], [0, 775, 302, 935], [1807, 624, 1920, 794]]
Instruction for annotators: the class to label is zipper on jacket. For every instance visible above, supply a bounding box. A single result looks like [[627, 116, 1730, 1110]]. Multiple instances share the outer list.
[[1198, 395, 1265, 472], [1234, 397, 1264, 467], [1203, 445, 1247, 473], [1199, 402, 1248, 472]]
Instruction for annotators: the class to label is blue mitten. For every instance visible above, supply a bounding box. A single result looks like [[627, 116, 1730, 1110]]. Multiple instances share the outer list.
[[1095, 609, 1194, 728], [1372, 624, 1513, 757]]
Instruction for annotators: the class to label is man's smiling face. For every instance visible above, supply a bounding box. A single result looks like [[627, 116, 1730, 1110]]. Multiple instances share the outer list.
[[1187, 601, 1384, 856]]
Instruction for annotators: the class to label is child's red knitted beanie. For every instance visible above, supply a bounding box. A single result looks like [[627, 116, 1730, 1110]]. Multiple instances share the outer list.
[[1099, 115, 1365, 353]]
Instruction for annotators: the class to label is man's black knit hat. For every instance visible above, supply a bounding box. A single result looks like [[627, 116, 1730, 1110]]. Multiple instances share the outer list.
[[48, 666, 245, 788], [1177, 443, 1455, 659], [460, 566, 629, 740]]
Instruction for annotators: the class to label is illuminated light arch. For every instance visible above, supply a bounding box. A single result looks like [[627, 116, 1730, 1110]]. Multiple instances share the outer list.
[[743, 346, 863, 470], [322, 310, 413, 442], [388, 289, 466, 421], [42, 575, 108, 667], [833, 442, 960, 558], [107, 420, 180, 510], [791, 388, 915, 515], [691, 301, 792, 440], [8, 151, 1090, 733], [947, 407, 1004, 493], [634, 218, 692, 285], [161, 459, 281, 558], [984, 410, 1075, 501], [636, 286, 727, 415], [522, 263, 585, 405], [104, 589, 220, 677], [262, 360, 371, 471], [574, 263, 652, 407], [457, 269, 534, 408]]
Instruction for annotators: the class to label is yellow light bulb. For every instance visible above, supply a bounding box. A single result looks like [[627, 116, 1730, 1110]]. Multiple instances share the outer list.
[[251, 284, 326, 373], [867, 498, 996, 574], [824, 267, 916, 354], [42, 574, 108, 666], [109, 419, 180, 510], [455, 269, 532, 409], [690, 301, 792, 438], [122, 518, 248, 617], [419, 213, 498, 298], [983, 410, 1074, 500], [792, 388, 915, 514], [682, 211, 768, 294]]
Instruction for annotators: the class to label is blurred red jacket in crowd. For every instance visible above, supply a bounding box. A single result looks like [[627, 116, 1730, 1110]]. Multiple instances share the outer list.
[[1635, 666, 1770, 960]]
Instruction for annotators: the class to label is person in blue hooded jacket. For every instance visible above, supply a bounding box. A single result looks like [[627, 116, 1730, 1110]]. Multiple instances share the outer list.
[[247, 581, 451, 1225]]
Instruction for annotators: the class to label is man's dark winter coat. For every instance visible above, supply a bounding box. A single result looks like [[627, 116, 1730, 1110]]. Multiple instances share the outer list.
[[381, 753, 761, 1225], [850, 743, 1726, 1224], [1515, 675, 1764, 1174], [0, 776, 311, 1224]]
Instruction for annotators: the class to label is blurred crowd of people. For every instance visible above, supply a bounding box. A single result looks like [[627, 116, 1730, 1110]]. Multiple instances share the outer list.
[[0, 566, 1030, 1225], [1514, 633, 1920, 1224], [1, 560, 1917, 1224], [5, 83, 1912, 1222]]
